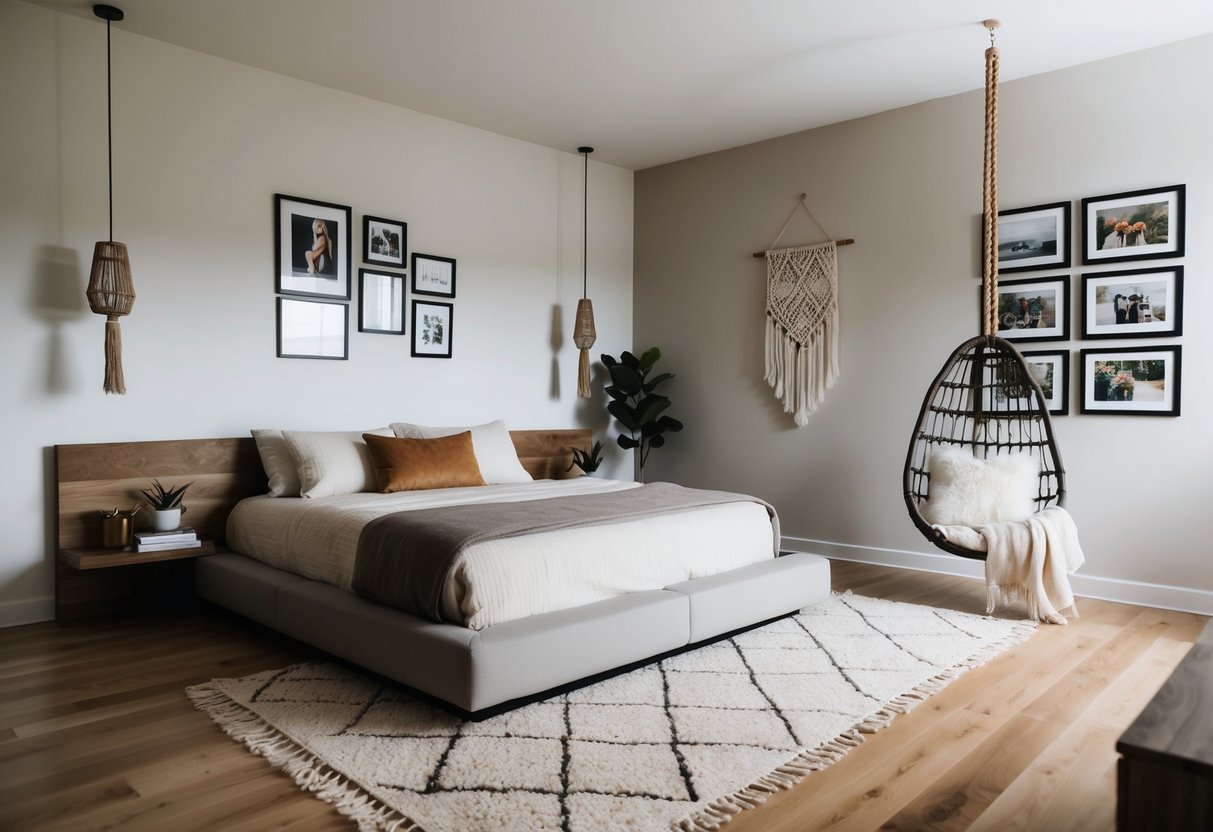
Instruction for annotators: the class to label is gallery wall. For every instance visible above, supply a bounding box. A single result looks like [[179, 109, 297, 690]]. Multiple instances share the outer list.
[[0, 0, 634, 624], [634, 34, 1213, 611]]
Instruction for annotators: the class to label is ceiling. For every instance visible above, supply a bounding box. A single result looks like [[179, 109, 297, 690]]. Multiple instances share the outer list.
[[33, 0, 1213, 170]]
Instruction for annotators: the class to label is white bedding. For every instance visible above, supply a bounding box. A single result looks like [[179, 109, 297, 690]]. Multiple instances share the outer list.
[[226, 478, 776, 630]]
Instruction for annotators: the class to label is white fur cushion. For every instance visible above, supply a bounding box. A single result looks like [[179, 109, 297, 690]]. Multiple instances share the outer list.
[[251, 429, 301, 497], [282, 428, 393, 499], [921, 446, 1039, 526], [389, 419, 532, 484]]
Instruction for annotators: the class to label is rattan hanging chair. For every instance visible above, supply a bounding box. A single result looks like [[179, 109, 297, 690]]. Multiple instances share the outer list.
[[902, 21, 1068, 561]]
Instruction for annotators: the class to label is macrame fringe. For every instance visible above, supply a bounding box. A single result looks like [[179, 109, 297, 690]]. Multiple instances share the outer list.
[[186, 683, 419, 832], [577, 348, 591, 398], [103, 316, 126, 395], [987, 583, 1079, 626], [673, 592, 1038, 832], [763, 315, 838, 428]]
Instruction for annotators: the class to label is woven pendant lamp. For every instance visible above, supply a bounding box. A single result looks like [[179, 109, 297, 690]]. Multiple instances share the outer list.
[[86, 4, 135, 395], [574, 146, 597, 397]]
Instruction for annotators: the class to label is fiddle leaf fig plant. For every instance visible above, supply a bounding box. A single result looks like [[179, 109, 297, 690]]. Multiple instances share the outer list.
[[601, 347, 683, 480]]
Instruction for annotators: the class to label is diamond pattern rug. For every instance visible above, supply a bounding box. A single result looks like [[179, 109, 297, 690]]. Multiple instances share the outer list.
[[188, 593, 1034, 831]]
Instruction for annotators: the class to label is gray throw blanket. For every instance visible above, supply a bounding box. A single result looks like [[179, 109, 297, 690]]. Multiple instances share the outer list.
[[352, 482, 780, 624]]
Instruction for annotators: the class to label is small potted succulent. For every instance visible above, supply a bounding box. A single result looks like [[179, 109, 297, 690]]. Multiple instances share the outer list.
[[566, 439, 605, 476], [140, 479, 191, 532]]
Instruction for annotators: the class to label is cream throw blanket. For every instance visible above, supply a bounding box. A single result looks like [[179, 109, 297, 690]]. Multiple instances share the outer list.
[[935, 507, 1084, 625]]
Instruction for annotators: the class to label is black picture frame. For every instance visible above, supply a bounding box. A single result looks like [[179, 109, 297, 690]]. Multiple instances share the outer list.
[[276, 297, 349, 360], [993, 201, 1071, 274], [411, 253, 457, 298], [1018, 350, 1070, 416], [362, 215, 407, 269], [1081, 266, 1183, 340], [411, 300, 453, 358], [358, 269, 405, 335], [982, 275, 1070, 343], [1079, 345, 1181, 416], [1081, 184, 1185, 265], [275, 194, 352, 299]]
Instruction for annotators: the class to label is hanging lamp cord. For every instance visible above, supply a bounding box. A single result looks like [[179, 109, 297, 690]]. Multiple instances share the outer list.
[[980, 24, 1000, 337], [106, 14, 114, 243], [581, 149, 589, 299]]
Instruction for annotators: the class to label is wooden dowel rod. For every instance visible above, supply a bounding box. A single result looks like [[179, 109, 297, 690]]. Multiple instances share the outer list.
[[752, 238, 855, 257]]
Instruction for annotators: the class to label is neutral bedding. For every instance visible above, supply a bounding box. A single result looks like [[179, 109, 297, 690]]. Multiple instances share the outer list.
[[226, 478, 778, 630]]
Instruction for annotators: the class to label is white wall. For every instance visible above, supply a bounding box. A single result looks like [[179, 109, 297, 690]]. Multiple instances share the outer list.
[[0, 0, 633, 625], [635, 36, 1213, 613]]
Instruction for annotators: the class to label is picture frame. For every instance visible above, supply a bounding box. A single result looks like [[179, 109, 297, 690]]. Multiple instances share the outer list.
[[1081, 266, 1183, 340], [276, 297, 349, 360], [362, 215, 407, 268], [1079, 345, 1181, 416], [275, 194, 351, 299], [993, 201, 1071, 273], [1017, 350, 1070, 416], [411, 253, 457, 298], [984, 275, 1070, 342], [411, 300, 453, 358], [1081, 184, 1185, 265], [358, 269, 405, 335]]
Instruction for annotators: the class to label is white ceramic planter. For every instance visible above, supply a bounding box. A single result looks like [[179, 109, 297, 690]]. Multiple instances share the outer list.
[[149, 508, 182, 532]]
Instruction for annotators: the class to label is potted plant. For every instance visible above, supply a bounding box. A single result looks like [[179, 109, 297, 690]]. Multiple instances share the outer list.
[[566, 439, 605, 476], [139, 479, 191, 532], [601, 347, 683, 482]]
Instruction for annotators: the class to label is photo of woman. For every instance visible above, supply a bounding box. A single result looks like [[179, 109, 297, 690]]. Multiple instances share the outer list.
[[304, 217, 334, 275], [275, 194, 351, 300]]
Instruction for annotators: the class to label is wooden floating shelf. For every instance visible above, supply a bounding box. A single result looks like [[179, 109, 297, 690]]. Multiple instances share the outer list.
[[752, 239, 855, 257], [58, 540, 216, 570]]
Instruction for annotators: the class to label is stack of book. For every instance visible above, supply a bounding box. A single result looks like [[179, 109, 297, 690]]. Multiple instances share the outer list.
[[133, 527, 201, 553]]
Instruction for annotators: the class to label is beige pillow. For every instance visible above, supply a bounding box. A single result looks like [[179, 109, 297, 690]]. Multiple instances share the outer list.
[[251, 429, 301, 497], [363, 432, 486, 493], [282, 428, 393, 499], [921, 446, 1039, 526], [389, 419, 532, 484]]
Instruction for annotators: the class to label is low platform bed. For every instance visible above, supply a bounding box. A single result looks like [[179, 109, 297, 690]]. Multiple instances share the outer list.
[[55, 432, 830, 718]]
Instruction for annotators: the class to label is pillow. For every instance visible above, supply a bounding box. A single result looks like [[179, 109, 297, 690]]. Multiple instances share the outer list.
[[389, 419, 532, 484], [362, 432, 486, 493], [251, 429, 301, 497], [921, 446, 1039, 527], [282, 428, 393, 499]]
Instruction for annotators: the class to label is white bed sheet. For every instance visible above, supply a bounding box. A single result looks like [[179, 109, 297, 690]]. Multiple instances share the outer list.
[[226, 478, 776, 630]]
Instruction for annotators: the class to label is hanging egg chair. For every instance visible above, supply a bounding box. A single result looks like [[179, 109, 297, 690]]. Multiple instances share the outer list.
[[902, 21, 1067, 561]]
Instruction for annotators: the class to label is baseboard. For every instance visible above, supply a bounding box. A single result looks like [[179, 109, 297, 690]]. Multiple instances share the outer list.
[[785, 536, 1213, 617], [0, 595, 55, 628]]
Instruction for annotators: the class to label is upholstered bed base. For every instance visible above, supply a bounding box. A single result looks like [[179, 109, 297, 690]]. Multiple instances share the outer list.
[[197, 551, 831, 719]]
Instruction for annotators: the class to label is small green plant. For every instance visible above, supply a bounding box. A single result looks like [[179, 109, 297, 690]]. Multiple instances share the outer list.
[[140, 479, 191, 511], [601, 347, 683, 479], [566, 440, 605, 475]]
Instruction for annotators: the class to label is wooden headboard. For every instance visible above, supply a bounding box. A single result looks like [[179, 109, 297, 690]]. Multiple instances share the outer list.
[[55, 429, 590, 550]]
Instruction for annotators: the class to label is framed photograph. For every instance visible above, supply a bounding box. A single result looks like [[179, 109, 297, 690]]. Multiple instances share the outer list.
[[362, 215, 406, 268], [1018, 350, 1070, 416], [358, 269, 405, 335], [411, 253, 456, 298], [275, 194, 351, 299], [1081, 267, 1183, 340], [276, 297, 348, 360], [1081, 184, 1185, 265], [984, 275, 1070, 342], [994, 201, 1071, 273], [1080, 345, 1181, 416], [411, 300, 453, 358]]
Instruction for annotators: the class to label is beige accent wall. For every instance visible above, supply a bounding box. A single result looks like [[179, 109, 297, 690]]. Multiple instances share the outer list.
[[0, 0, 633, 624], [635, 35, 1213, 609]]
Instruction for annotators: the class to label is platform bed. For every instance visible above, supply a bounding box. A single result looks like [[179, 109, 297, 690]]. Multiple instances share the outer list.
[[55, 433, 830, 718]]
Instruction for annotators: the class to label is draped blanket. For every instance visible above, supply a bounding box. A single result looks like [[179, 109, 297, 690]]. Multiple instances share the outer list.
[[352, 482, 780, 623], [764, 242, 840, 427]]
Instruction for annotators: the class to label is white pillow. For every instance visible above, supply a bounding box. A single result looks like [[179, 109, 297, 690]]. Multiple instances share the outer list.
[[251, 429, 301, 497], [921, 446, 1039, 527], [389, 419, 532, 484], [282, 428, 393, 499]]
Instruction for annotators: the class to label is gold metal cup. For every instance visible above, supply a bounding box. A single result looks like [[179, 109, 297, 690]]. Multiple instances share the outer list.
[[100, 513, 133, 548]]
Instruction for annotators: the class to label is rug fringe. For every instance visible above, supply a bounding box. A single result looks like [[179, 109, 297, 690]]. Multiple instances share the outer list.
[[673, 606, 1038, 832], [186, 683, 419, 832]]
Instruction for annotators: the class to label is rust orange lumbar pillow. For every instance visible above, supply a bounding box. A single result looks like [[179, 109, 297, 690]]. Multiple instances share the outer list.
[[362, 431, 486, 493]]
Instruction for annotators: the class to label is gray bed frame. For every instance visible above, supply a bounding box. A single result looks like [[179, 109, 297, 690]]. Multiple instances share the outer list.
[[55, 434, 831, 718]]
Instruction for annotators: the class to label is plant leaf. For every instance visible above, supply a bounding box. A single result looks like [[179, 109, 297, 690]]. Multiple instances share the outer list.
[[648, 433, 666, 448], [641, 372, 673, 392], [607, 401, 640, 430], [607, 363, 643, 395], [657, 415, 683, 432], [639, 347, 661, 371], [617, 434, 639, 450], [600, 353, 617, 368], [620, 351, 640, 370]]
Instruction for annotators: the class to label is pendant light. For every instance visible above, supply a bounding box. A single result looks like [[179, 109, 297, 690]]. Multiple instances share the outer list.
[[573, 146, 597, 397], [86, 4, 136, 395]]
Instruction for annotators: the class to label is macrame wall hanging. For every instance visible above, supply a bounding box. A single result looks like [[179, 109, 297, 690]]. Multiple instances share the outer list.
[[756, 196, 853, 427]]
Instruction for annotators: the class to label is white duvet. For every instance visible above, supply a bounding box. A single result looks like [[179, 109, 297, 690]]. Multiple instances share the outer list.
[[226, 478, 777, 630]]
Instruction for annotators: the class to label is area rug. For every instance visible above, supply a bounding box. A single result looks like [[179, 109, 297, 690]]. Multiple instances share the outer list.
[[188, 593, 1035, 832]]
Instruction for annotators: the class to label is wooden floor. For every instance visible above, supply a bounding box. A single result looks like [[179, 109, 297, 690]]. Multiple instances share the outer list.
[[0, 560, 1205, 832]]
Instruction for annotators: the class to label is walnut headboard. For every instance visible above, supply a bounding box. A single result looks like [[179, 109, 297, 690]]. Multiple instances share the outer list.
[[55, 429, 590, 550]]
